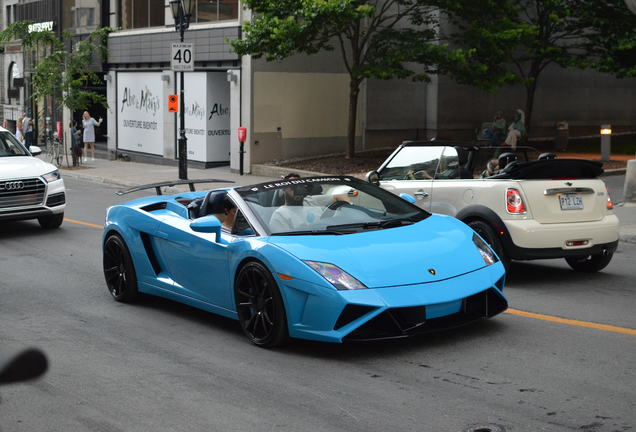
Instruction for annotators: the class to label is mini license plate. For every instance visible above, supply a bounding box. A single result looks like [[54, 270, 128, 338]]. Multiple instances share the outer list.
[[559, 193, 583, 210]]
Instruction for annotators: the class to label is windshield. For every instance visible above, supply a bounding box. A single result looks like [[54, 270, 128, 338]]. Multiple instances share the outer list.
[[0, 132, 29, 157], [236, 177, 430, 235]]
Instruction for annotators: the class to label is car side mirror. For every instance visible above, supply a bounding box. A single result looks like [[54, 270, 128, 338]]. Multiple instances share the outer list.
[[366, 170, 380, 186], [399, 193, 416, 203], [29, 145, 42, 156], [190, 215, 222, 241]]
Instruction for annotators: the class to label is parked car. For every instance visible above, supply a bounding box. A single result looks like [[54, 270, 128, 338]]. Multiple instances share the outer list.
[[367, 141, 619, 272], [0, 126, 66, 229], [103, 176, 507, 347]]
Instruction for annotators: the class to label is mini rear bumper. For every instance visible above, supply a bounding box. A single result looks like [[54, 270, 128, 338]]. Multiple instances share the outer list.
[[504, 215, 619, 259]]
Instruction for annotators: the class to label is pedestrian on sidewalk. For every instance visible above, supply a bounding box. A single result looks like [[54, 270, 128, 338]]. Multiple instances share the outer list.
[[504, 109, 525, 150], [22, 110, 34, 150], [69, 121, 82, 166], [82, 111, 102, 162], [15, 112, 24, 143]]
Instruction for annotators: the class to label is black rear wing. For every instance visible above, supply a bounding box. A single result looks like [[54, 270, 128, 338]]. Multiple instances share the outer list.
[[116, 179, 234, 196]]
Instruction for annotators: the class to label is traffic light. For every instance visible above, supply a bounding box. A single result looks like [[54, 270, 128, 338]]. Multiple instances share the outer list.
[[168, 94, 178, 112]]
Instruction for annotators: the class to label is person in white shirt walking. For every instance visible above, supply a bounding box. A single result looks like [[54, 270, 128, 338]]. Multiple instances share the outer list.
[[82, 111, 102, 162]]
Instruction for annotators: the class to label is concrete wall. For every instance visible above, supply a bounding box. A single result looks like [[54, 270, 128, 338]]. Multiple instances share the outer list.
[[436, 64, 636, 140]]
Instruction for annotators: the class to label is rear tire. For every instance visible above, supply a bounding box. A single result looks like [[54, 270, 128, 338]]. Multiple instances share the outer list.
[[103, 234, 138, 302], [235, 261, 288, 348], [38, 212, 64, 229], [467, 220, 510, 270], [565, 251, 614, 273]]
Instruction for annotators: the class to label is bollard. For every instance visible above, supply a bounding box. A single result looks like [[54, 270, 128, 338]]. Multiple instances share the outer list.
[[600, 124, 611, 162], [624, 159, 636, 203]]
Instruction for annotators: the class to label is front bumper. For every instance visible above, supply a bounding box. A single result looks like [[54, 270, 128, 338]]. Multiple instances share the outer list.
[[503, 215, 619, 260], [0, 179, 65, 222], [283, 263, 507, 343]]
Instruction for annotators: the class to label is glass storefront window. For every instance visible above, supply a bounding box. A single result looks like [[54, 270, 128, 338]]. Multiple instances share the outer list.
[[120, 0, 165, 29], [195, 0, 238, 22]]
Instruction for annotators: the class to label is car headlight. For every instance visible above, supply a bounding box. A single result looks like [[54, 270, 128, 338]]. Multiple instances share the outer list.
[[472, 233, 498, 266], [303, 261, 367, 290], [42, 170, 60, 183]]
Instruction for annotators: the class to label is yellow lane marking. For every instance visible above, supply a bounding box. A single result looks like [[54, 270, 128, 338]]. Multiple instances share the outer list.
[[61, 217, 636, 336], [506, 308, 636, 336], [64, 218, 103, 230]]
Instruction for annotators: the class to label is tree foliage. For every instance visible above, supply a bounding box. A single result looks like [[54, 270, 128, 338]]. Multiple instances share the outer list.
[[232, 0, 518, 158], [0, 23, 111, 112], [447, 0, 636, 131]]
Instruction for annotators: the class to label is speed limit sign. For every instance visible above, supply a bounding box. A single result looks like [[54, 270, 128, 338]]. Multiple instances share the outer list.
[[171, 43, 194, 71]]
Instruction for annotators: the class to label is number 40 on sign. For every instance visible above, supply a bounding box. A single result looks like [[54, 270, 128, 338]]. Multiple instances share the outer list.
[[171, 43, 194, 71]]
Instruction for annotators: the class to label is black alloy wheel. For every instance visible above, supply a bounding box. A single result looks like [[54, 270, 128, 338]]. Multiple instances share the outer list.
[[103, 234, 138, 302], [235, 262, 288, 347], [565, 251, 614, 273], [468, 220, 510, 271]]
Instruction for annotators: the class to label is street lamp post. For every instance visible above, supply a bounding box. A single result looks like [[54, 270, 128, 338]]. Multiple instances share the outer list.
[[170, 0, 194, 180]]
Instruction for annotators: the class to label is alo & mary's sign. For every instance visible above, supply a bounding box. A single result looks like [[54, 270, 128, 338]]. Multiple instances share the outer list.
[[117, 73, 164, 155]]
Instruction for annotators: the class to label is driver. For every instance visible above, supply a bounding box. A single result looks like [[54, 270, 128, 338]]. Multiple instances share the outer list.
[[269, 174, 352, 232]]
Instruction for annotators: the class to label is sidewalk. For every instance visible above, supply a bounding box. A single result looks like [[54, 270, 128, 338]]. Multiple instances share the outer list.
[[54, 157, 276, 190], [52, 156, 636, 245]]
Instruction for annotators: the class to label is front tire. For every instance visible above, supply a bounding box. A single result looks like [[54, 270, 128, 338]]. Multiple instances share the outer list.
[[235, 262, 288, 348], [103, 234, 138, 302], [565, 251, 614, 273], [38, 212, 64, 229], [467, 220, 510, 270]]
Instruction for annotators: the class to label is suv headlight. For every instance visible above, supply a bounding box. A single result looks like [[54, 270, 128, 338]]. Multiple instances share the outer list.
[[303, 261, 367, 290], [42, 170, 60, 183], [472, 233, 498, 266]]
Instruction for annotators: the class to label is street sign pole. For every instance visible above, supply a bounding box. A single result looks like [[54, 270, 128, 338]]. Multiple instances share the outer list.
[[171, 41, 194, 180]]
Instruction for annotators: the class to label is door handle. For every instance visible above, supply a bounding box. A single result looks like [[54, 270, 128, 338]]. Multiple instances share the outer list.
[[414, 190, 429, 199]]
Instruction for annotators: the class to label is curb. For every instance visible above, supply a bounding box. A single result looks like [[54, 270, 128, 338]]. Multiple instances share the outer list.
[[251, 164, 330, 178], [60, 169, 138, 189], [602, 168, 627, 176], [620, 234, 636, 244]]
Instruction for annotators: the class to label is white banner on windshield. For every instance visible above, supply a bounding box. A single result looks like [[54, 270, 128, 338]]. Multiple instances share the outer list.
[[117, 72, 164, 156]]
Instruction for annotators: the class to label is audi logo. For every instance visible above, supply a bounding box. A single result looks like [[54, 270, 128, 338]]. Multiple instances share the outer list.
[[0, 181, 25, 191]]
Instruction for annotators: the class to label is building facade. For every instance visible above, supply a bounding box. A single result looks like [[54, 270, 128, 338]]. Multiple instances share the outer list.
[[0, 0, 109, 144]]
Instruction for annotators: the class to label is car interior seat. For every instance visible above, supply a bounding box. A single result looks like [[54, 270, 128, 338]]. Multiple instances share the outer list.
[[188, 190, 227, 219]]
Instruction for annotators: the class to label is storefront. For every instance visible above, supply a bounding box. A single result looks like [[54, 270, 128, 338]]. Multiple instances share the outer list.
[[114, 71, 231, 164]]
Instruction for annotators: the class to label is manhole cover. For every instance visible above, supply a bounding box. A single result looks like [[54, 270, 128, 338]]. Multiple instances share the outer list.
[[463, 425, 505, 432]]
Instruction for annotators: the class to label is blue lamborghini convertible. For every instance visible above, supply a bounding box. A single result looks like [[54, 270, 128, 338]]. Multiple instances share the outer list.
[[102, 176, 507, 347]]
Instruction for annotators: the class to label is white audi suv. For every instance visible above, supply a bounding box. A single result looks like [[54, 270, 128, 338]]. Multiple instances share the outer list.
[[0, 126, 66, 229]]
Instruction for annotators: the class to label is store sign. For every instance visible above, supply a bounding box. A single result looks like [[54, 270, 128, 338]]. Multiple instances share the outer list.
[[28, 21, 54, 32], [117, 72, 164, 156], [177, 72, 230, 162]]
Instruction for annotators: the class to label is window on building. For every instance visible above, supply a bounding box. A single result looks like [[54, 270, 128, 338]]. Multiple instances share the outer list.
[[120, 0, 165, 29], [62, 0, 100, 33], [7, 62, 22, 102], [194, 0, 239, 23]]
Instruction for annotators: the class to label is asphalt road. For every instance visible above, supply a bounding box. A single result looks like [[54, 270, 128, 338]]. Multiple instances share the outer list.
[[1, 178, 634, 432]]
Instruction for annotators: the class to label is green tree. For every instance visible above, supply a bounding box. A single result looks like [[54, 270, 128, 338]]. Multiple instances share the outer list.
[[232, 0, 518, 158], [449, 0, 636, 133], [0, 22, 111, 113]]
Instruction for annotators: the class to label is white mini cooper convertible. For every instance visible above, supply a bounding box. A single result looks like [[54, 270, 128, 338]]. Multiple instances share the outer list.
[[0, 126, 66, 229], [367, 141, 619, 272]]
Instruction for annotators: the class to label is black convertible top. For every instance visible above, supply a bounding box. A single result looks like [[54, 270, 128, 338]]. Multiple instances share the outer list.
[[490, 159, 603, 179]]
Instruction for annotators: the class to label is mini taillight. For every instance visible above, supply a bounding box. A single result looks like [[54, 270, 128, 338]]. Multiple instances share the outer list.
[[506, 188, 526, 214], [606, 187, 613, 210]]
